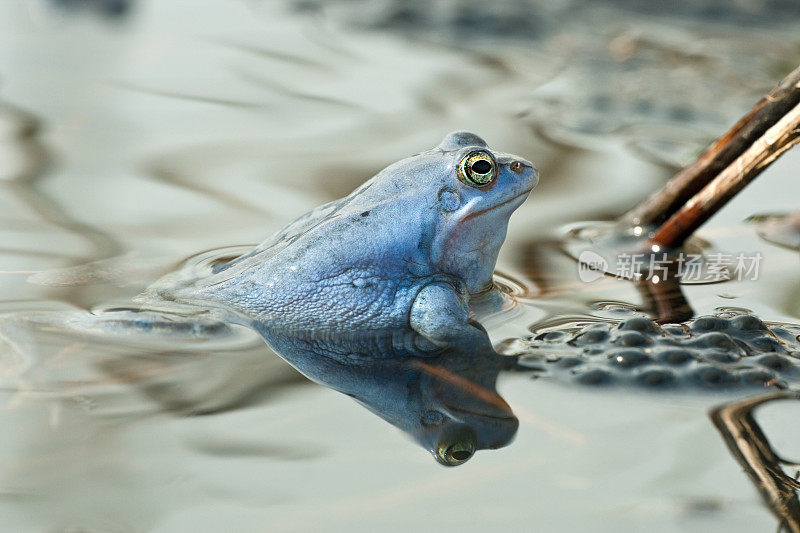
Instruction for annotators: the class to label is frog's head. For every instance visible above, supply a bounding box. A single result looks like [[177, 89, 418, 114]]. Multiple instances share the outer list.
[[423, 131, 538, 293], [358, 131, 536, 292], [414, 366, 519, 467]]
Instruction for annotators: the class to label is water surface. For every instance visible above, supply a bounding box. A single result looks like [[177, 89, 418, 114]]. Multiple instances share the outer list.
[[1, 1, 800, 531]]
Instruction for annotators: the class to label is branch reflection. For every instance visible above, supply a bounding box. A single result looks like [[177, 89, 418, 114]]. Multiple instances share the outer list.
[[711, 393, 800, 533]]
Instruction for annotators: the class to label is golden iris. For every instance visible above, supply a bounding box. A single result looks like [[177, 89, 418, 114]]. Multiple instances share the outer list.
[[458, 150, 496, 187], [436, 439, 476, 466]]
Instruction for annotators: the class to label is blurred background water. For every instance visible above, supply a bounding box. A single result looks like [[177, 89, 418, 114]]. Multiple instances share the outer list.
[[0, 1, 799, 531]]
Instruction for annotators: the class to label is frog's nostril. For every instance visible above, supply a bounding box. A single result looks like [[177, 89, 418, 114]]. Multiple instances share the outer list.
[[509, 161, 524, 174]]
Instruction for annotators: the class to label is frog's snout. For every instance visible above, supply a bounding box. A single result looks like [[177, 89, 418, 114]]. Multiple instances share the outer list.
[[506, 158, 538, 192]]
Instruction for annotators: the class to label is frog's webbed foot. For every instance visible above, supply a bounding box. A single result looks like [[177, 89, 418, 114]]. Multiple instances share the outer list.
[[409, 282, 493, 352]]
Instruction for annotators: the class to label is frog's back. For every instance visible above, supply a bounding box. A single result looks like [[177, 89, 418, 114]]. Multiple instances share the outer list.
[[215, 181, 377, 275], [146, 181, 440, 331]]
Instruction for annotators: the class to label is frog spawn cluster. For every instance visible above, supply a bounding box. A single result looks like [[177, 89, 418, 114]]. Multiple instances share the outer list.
[[506, 314, 800, 390]]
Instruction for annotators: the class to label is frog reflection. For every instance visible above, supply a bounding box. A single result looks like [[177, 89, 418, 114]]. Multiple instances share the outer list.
[[66, 306, 516, 465], [255, 321, 518, 466]]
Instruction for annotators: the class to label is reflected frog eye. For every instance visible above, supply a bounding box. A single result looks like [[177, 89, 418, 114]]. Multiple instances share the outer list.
[[436, 439, 476, 466], [458, 151, 496, 187]]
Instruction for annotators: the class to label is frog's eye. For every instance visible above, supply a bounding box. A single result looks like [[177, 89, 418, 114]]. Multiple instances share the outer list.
[[458, 151, 496, 187], [436, 438, 476, 466]]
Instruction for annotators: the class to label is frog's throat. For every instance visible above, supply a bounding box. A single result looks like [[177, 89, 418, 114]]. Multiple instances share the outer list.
[[429, 189, 530, 294], [459, 188, 532, 223], [430, 223, 509, 294]]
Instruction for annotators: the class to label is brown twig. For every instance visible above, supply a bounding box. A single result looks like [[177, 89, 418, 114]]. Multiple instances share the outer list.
[[623, 64, 800, 227], [651, 101, 800, 249]]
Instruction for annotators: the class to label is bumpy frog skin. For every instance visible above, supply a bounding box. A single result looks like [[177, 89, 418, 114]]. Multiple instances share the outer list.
[[155, 131, 537, 348]]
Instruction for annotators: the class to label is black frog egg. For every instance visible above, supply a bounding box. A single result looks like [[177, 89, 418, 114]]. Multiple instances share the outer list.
[[556, 357, 584, 369], [608, 349, 652, 369], [615, 331, 654, 347], [730, 314, 766, 332], [696, 332, 738, 352], [691, 365, 737, 388], [574, 367, 615, 386], [572, 328, 609, 346], [691, 317, 729, 332], [739, 369, 778, 387], [749, 336, 784, 353], [703, 350, 738, 364], [771, 327, 800, 343], [655, 349, 693, 365], [583, 348, 606, 356], [536, 330, 568, 342], [635, 368, 676, 388], [618, 317, 660, 334], [755, 354, 792, 373]]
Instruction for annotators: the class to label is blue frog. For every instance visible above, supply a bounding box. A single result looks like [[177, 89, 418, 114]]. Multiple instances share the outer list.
[[151, 131, 538, 350]]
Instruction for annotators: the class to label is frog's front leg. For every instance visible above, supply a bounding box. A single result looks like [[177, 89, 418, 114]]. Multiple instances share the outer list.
[[409, 282, 493, 351]]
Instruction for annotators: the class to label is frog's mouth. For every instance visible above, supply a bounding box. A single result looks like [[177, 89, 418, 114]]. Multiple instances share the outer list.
[[460, 188, 532, 223], [444, 403, 516, 421]]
